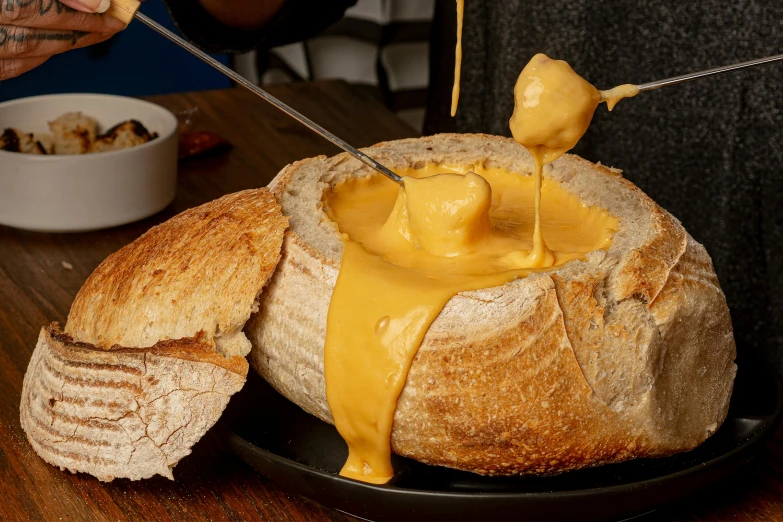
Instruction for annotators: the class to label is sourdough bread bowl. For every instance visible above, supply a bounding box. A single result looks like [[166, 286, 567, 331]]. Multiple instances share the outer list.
[[247, 133, 737, 477]]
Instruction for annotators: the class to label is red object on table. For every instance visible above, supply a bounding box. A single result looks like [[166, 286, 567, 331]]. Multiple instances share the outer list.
[[178, 129, 232, 160]]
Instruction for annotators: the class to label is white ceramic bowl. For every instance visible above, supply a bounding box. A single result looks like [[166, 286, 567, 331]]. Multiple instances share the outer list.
[[0, 93, 178, 232]]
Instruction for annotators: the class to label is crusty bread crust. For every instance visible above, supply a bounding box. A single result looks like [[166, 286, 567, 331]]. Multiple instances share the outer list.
[[21, 188, 288, 481], [66, 189, 288, 359], [20, 324, 247, 482], [247, 133, 737, 476]]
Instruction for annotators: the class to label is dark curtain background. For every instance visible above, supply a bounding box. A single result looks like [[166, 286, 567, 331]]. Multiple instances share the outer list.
[[426, 0, 783, 374]]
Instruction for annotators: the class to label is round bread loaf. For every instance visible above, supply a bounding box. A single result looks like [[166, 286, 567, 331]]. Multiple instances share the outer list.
[[247, 133, 737, 477], [20, 189, 288, 481]]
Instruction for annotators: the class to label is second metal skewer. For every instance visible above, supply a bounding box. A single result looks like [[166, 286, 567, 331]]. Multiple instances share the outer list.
[[636, 53, 783, 92], [108, 0, 782, 179], [109, 2, 403, 185]]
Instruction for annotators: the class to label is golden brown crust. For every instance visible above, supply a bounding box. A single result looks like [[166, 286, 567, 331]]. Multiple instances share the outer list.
[[65, 188, 288, 357], [22, 188, 288, 481], [646, 236, 736, 444], [249, 133, 737, 477], [47, 323, 248, 377], [392, 275, 654, 475], [611, 207, 688, 304]]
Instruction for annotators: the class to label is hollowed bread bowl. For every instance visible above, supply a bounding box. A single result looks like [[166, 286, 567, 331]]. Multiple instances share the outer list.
[[248, 133, 737, 476]]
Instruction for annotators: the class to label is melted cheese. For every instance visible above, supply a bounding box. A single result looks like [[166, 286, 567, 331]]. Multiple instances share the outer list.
[[601, 84, 640, 111], [508, 53, 639, 269], [381, 172, 492, 257], [510, 54, 640, 157], [324, 43, 639, 484], [451, 0, 464, 116], [323, 164, 618, 483], [509, 54, 602, 164]]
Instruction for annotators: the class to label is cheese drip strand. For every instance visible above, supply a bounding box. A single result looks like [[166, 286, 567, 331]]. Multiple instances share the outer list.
[[451, 0, 464, 116], [509, 53, 639, 265]]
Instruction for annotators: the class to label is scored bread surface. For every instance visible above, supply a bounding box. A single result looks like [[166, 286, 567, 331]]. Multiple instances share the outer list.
[[21, 189, 288, 481], [21, 325, 247, 482], [247, 133, 737, 476], [66, 189, 288, 359]]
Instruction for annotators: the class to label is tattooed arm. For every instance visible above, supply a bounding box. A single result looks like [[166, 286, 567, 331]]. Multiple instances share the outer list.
[[0, 0, 126, 80]]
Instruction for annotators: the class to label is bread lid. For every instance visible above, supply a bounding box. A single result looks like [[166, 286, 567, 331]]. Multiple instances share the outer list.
[[20, 188, 288, 481]]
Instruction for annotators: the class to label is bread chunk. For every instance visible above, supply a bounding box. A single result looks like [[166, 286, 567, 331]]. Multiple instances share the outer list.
[[48, 112, 98, 155], [21, 188, 288, 481], [91, 120, 158, 153], [1, 128, 52, 154], [5, 114, 155, 155], [21, 324, 247, 481], [33, 133, 55, 154], [65, 189, 288, 357]]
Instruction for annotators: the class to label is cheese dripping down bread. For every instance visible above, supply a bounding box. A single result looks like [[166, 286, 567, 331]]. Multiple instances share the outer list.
[[20, 189, 288, 481], [295, 55, 648, 484], [324, 163, 619, 483], [247, 133, 736, 481]]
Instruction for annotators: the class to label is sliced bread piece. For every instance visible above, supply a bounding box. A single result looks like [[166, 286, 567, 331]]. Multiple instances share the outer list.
[[20, 188, 288, 481]]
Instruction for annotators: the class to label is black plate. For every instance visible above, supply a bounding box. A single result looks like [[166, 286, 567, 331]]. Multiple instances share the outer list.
[[225, 348, 782, 521]]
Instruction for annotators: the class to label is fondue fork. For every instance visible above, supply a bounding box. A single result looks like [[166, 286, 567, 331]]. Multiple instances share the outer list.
[[106, 0, 404, 185], [636, 53, 783, 92]]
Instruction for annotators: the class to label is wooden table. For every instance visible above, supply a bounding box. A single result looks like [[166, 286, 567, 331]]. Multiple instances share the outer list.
[[0, 81, 781, 522]]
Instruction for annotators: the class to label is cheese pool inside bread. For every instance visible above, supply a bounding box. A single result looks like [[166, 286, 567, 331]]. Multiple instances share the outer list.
[[327, 165, 618, 275], [322, 164, 619, 483]]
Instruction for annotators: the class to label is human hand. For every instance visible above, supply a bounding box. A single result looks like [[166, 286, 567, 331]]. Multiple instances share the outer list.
[[1, 0, 127, 80]]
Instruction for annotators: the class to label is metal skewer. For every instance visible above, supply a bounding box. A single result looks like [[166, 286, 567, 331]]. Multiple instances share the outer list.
[[108, 0, 782, 159], [637, 53, 783, 92], [107, 2, 402, 185]]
